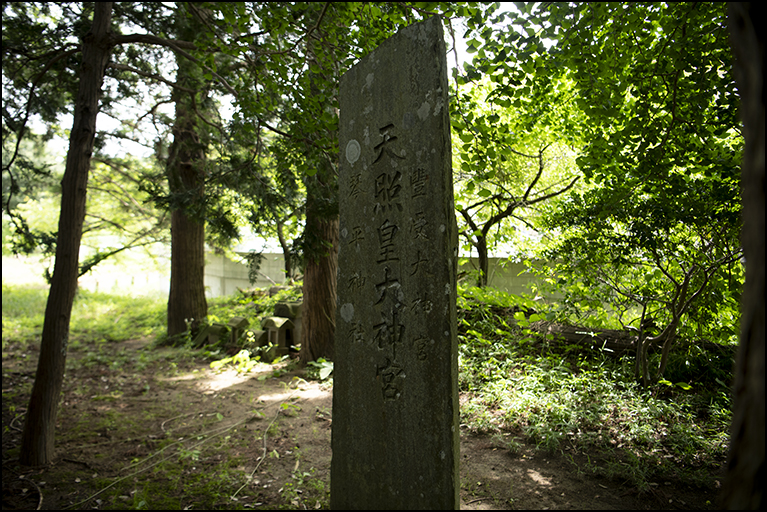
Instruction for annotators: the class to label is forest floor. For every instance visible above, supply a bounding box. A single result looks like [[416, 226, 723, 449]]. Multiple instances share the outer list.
[[2, 335, 725, 510]]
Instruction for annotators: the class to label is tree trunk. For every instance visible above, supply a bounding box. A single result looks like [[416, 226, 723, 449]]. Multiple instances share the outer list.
[[299, 12, 339, 364], [476, 234, 489, 288], [655, 325, 678, 380], [276, 219, 294, 281], [300, 210, 338, 364], [20, 2, 114, 466], [166, 6, 208, 338], [721, 3, 765, 508], [167, 206, 207, 337]]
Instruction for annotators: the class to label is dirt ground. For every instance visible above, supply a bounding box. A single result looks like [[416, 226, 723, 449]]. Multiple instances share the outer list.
[[2, 336, 724, 510]]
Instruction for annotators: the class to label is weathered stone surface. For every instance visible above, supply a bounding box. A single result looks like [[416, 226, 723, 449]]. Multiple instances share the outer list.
[[261, 316, 294, 360], [191, 323, 227, 348], [228, 316, 249, 345], [274, 302, 302, 319], [331, 16, 459, 510], [275, 301, 303, 344], [248, 329, 268, 347]]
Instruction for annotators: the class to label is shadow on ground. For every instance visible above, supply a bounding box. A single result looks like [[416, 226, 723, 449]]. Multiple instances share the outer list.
[[2, 337, 723, 509]]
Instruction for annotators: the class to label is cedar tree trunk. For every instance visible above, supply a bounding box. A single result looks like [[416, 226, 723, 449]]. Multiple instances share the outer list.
[[300, 206, 338, 364], [20, 2, 114, 466], [166, 101, 208, 337], [166, 7, 208, 337], [300, 15, 339, 364]]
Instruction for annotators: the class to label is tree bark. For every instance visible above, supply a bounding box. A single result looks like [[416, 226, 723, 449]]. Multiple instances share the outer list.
[[166, 5, 208, 338], [167, 204, 207, 336], [721, 3, 765, 509], [476, 234, 489, 288], [276, 219, 294, 281], [457, 207, 490, 287], [20, 2, 114, 466], [300, 208, 338, 364]]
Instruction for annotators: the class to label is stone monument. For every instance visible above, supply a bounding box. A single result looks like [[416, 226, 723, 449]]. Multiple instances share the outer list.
[[331, 16, 459, 509]]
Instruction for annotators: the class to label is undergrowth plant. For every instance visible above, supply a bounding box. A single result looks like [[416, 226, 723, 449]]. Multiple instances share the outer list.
[[457, 285, 732, 490], [3, 280, 732, 499]]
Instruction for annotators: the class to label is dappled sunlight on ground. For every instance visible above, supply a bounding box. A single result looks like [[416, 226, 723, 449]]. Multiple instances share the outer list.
[[157, 365, 273, 393], [156, 363, 333, 399], [525, 467, 553, 486], [258, 386, 328, 403], [195, 368, 254, 393]]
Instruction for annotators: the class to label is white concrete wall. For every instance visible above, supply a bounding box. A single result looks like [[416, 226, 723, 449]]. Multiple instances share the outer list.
[[458, 258, 554, 296], [204, 252, 289, 297], [4, 251, 552, 299], [203, 251, 555, 299]]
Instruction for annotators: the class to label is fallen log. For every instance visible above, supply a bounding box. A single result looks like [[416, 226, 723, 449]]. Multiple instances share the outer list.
[[527, 322, 736, 358], [534, 322, 638, 356]]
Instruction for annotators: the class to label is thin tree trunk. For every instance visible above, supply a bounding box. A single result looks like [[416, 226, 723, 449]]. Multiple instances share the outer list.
[[276, 219, 293, 281], [476, 234, 489, 288], [721, 3, 765, 508], [655, 323, 679, 380], [20, 2, 114, 466]]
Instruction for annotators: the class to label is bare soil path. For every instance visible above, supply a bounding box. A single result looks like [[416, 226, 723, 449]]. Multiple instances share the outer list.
[[2, 337, 723, 509]]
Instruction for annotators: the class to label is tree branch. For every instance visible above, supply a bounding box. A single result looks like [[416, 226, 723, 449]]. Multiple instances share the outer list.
[[113, 33, 238, 96], [3, 47, 81, 216], [109, 63, 195, 93]]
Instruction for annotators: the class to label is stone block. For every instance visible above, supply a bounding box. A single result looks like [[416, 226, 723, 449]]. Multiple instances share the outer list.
[[191, 323, 227, 348], [274, 302, 303, 348], [261, 316, 295, 361], [228, 316, 249, 345], [248, 329, 268, 347]]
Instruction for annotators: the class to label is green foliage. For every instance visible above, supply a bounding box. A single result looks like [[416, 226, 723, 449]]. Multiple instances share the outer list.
[[456, 288, 731, 489], [306, 358, 334, 381], [2, 3, 174, 271], [208, 286, 303, 327], [209, 348, 261, 374], [69, 289, 166, 344], [458, 2, 743, 380], [3, 278, 733, 496], [187, 286, 306, 367], [279, 465, 329, 509], [451, 75, 581, 280], [4, 137, 170, 281], [1, 283, 47, 348]]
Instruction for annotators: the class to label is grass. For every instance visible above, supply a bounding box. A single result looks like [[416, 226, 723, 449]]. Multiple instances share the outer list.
[[456, 285, 733, 491], [2, 282, 733, 505], [1, 283, 48, 347], [69, 289, 166, 343], [2, 283, 167, 350], [2, 283, 330, 510]]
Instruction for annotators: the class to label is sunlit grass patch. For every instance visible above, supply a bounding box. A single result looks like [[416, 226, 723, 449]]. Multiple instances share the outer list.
[[1, 283, 48, 347], [70, 289, 166, 343], [2, 284, 167, 348]]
